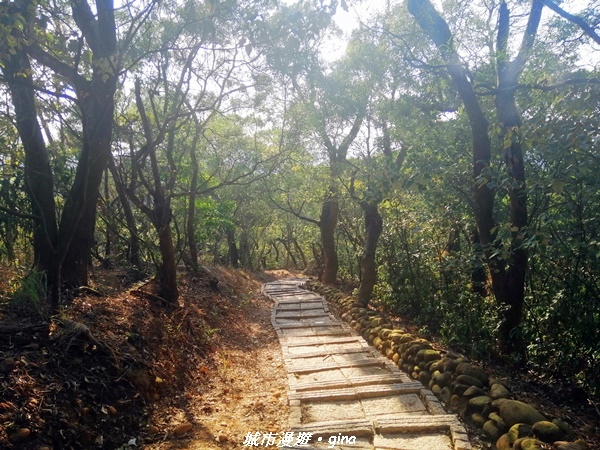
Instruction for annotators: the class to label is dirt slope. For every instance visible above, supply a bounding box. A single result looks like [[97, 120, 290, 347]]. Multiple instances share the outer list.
[[0, 266, 290, 449]]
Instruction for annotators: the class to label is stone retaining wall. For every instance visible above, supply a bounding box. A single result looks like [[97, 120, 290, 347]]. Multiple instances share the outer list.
[[304, 281, 590, 450]]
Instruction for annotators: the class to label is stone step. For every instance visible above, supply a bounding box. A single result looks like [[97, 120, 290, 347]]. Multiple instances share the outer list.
[[276, 311, 330, 319], [263, 278, 473, 450], [284, 346, 373, 359], [278, 328, 351, 338], [282, 336, 365, 346], [288, 382, 424, 401], [290, 373, 410, 392], [287, 357, 387, 374]]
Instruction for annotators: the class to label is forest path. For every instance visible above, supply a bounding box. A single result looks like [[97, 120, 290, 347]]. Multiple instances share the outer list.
[[263, 278, 473, 450]]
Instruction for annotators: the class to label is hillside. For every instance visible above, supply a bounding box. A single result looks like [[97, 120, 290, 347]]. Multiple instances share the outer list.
[[0, 266, 291, 449]]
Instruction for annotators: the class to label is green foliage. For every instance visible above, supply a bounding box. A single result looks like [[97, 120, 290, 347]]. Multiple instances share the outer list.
[[10, 269, 48, 320], [194, 197, 236, 247], [375, 195, 496, 358]]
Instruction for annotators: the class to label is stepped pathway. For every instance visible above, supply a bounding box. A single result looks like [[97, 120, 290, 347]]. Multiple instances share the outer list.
[[262, 278, 473, 450]]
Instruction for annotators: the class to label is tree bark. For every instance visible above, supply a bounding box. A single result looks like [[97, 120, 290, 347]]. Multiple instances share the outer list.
[[47, 0, 118, 288], [59, 82, 117, 287], [186, 134, 201, 271], [1, 50, 60, 306], [491, 0, 542, 353], [107, 157, 141, 268], [155, 203, 179, 304], [407, 0, 537, 353], [225, 227, 240, 268], [356, 202, 383, 305], [320, 195, 339, 284]]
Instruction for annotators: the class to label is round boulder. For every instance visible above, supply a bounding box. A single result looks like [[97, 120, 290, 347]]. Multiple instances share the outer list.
[[499, 400, 547, 427]]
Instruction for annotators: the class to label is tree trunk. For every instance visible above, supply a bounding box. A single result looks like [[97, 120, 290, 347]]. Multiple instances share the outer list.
[[291, 237, 307, 268], [276, 238, 298, 268], [107, 158, 141, 269], [56, 0, 118, 288], [470, 226, 489, 298], [320, 195, 339, 284], [2, 50, 59, 307], [155, 205, 179, 304], [356, 202, 383, 305], [186, 137, 200, 271], [59, 87, 116, 287], [408, 0, 529, 353], [239, 231, 252, 269], [225, 227, 240, 268], [494, 89, 529, 353]]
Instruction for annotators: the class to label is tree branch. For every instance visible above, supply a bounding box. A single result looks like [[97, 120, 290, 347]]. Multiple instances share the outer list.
[[541, 0, 600, 45]]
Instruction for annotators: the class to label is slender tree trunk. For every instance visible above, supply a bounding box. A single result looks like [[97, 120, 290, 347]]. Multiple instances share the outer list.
[[276, 238, 297, 268], [239, 231, 252, 269], [225, 227, 240, 268], [186, 137, 200, 271], [102, 169, 112, 268], [291, 237, 307, 268], [470, 226, 489, 298], [357, 202, 383, 305], [320, 195, 339, 284], [107, 158, 141, 268]]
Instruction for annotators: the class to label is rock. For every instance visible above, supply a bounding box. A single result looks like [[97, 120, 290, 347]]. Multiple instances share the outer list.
[[532, 420, 563, 442], [9, 428, 31, 443], [429, 360, 441, 372], [440, 357, 460, 373], [215, 432, 229, 442], [440, 386, 452, 404], [513, 437, 527, 449], [456, 374, 484, 388], [490, 383, 511, 399], [574, 439, 590, 449], [452, 383, 470, 396], [173, 423, 193, 437], [483, 420, 502, 440], [431, 384, 442, 396], [492, 398, 509, 409], [417, 349, 441, 362], [418, 371, 432, 386], [450, 394, 468, 415], [554, 443, 584, 450], [488, 412, 508, 432], [519, 438, 545, 450], [471, 413, 487, 427], [496, 433, 511, 450], [552, 418, 574, 438], [463, 386, 487, 397], [499, 400, 547, 427], [456, 362, 489, 384], [508, 424, 534, 444], [467, 395, 492, 414]]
